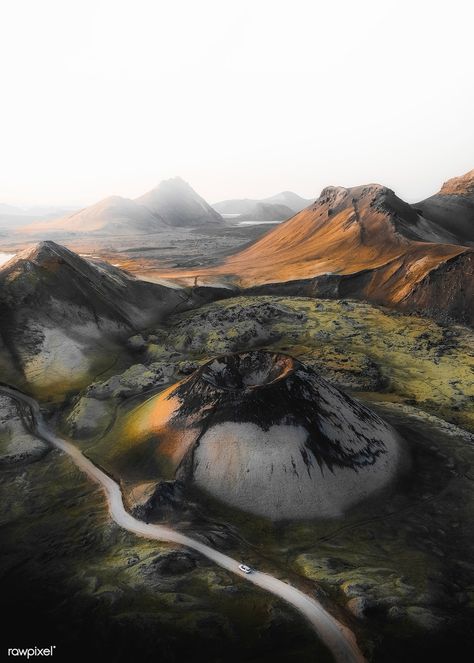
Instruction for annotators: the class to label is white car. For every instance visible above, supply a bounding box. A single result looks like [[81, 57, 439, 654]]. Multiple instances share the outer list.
[[238, 563, 253, 574]]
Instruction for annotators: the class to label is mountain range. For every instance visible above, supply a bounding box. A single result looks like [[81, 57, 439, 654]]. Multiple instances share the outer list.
[[2, 169, 473, 330], [213, 191, 312, 221], [153, 170, 474, 325], [20, 178, 222, 235], [15, 184, 312, 233]]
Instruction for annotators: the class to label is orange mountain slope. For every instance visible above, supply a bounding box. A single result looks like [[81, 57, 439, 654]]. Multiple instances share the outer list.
[[219, 186, 465, 287], [141, 183, 473, 324]]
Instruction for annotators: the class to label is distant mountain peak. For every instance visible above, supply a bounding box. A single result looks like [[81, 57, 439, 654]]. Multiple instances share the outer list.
[[213, 190, 313, 218], [155, 176, 190, 188], [136, 177, 222, 227]]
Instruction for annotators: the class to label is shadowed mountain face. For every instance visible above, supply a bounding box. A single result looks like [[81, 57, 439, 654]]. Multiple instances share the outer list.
[[0, 241, 188, 391], [136, 177, 222, 227], [158, 182, 473, 325], [122, 351, 404, 519], [0, 240, 182, 326], [414, 169, 474, 246]]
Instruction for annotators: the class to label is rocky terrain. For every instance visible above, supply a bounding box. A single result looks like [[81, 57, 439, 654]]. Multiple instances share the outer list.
[[6, 171, 472, 332], [0, 242, 178, 395]]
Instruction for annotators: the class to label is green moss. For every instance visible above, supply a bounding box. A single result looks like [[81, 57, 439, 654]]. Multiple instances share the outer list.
[[161, 296, 474, 431], [31, 293, 473, 658], [0, 451, 325, 662]]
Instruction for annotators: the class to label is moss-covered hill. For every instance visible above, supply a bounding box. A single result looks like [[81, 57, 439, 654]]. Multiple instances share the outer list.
[[74, 296, 473, 437]]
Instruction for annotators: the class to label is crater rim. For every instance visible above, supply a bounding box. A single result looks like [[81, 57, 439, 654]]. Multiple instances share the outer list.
[[200, 350, 296, 392]]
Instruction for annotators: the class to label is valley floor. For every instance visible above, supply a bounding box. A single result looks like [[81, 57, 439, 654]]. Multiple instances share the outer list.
[[0, 222, 276, 276]]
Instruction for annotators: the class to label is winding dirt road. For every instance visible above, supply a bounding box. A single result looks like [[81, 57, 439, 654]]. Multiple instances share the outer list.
[[0, 384, 366, 663]]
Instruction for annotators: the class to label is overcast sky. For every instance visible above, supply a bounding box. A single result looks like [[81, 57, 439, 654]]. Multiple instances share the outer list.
[[1, 0, 473, 208]]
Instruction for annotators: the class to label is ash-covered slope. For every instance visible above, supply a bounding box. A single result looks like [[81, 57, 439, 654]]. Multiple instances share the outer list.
[[0, 241, 186, 391], [414, 169, 474, 246], [166, 183, 473, 324], [125, 351, 404, 520], [136, 177, 222, 227]]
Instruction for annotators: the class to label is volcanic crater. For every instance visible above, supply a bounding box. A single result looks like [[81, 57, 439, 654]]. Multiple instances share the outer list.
[[200, 352, 295, 391], [127, 350, 407, 520]]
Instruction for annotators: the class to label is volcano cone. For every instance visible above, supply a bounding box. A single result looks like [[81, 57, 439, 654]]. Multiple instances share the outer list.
[[132, 350, 404, 519]]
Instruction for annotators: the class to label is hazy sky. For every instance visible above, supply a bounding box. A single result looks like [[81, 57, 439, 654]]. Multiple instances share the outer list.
[[1, 0, 473, 207]]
